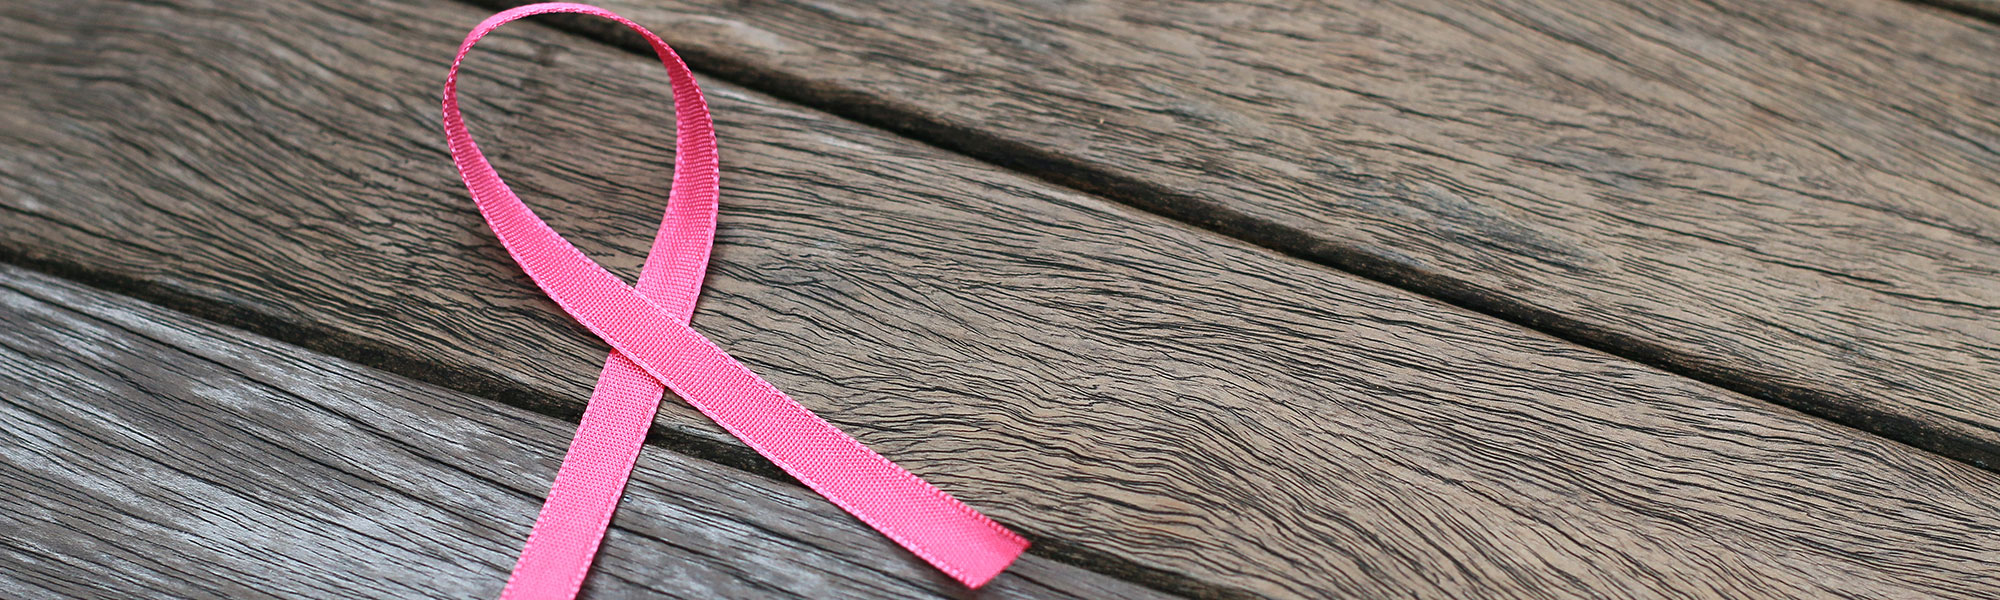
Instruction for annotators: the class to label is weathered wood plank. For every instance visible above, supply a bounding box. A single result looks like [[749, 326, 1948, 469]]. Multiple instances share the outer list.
[[6, 0, 2000, 598], [0, 264, 1165, 600], [488, 0, 2000, 469]]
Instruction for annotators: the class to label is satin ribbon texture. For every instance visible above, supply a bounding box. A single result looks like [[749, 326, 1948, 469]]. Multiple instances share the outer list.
[[441, 4, 1028, 596]]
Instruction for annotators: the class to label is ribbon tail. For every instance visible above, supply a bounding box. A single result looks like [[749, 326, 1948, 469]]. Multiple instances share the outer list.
[[499, 354, 664, 600]]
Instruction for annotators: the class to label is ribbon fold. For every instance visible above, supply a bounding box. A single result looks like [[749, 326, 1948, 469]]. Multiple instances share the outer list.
[[441, 4, 1027, 597]]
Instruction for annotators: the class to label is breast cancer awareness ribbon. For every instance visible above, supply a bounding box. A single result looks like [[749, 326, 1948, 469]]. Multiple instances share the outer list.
[[441, 4, 1028, 596]]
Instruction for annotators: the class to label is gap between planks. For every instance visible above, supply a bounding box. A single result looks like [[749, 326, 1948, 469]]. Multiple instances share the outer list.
[[1904, 0, 2000, 22]]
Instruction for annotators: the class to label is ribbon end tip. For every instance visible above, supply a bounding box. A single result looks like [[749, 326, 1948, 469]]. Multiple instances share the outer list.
[[950, 539, 1029, 590]]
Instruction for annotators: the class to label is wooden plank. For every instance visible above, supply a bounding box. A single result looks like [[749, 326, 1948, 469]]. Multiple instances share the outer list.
[[0, 264, 1165, 600], [480, 0, 2000, 469], [5, 0, 2000, 598]]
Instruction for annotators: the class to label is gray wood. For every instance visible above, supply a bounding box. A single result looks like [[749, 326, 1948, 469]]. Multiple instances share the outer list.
[[481, 0, 2000, 470], [0, 264, 1167, 600], [6, 0, 2000, 598]]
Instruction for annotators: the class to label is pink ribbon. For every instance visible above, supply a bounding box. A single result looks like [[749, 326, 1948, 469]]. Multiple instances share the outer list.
[[441, 4, 1027, 596]]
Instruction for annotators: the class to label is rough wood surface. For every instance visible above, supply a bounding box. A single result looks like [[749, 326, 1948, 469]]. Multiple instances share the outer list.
[[486, 0, 2000, 469], [6, 0, 2000, 598], [0, 264, 1163, 600]]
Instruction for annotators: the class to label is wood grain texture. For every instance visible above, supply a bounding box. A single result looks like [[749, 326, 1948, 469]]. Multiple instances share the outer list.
[[482, 0, 2000, 469], [6, 0, 2000, 598], [0, 264, 1163, 600]]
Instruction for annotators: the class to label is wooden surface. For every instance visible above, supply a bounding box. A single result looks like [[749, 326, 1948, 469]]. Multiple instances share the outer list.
[[6, 0, 2000, 598], [485, 0, 2000, 469], [0, 265, 1162, 599]]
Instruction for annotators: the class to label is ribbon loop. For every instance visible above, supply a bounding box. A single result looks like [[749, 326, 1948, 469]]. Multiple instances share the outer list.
[[441, 4, 1027, 597]]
